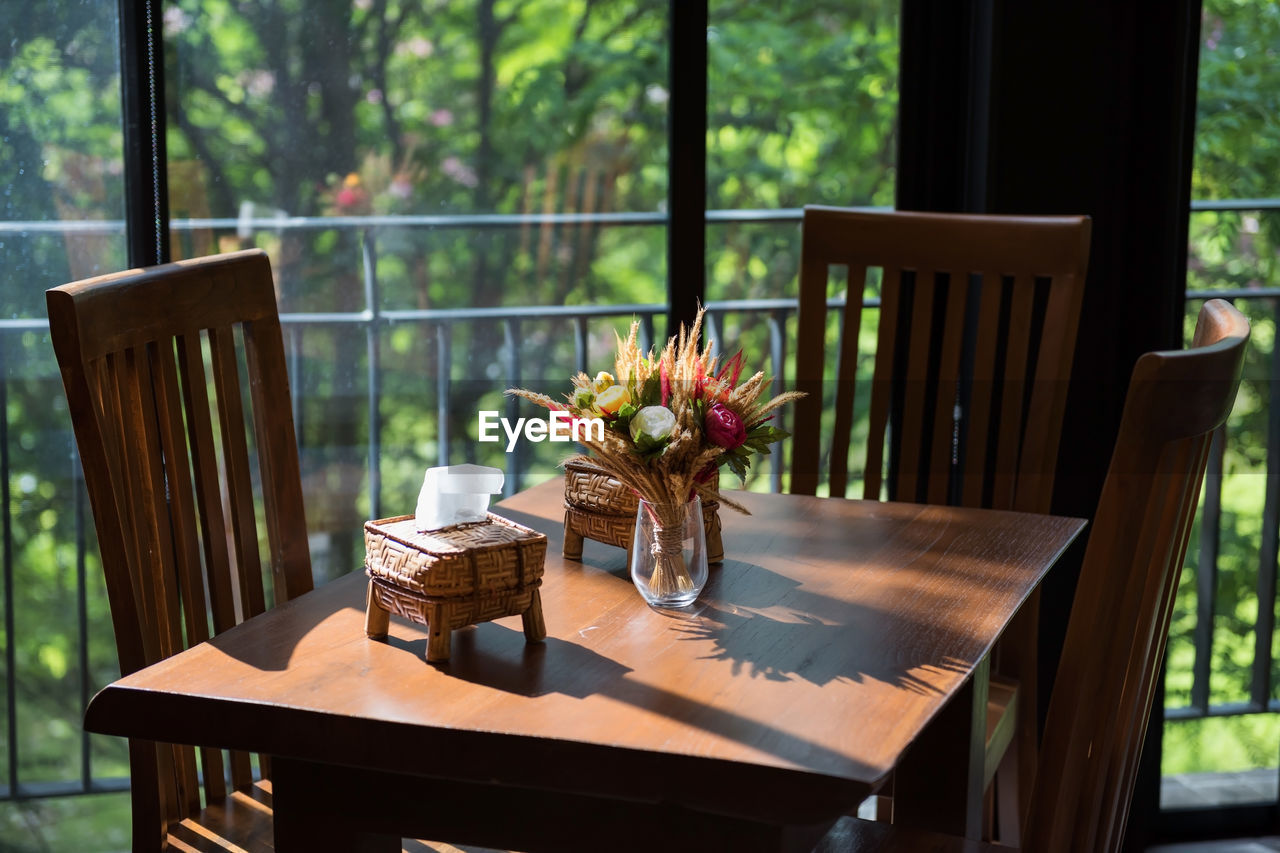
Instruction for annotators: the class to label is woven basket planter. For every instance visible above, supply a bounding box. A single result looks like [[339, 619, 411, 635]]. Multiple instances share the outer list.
[[363, 514, 547, 662], [562, 459, 724, 564]]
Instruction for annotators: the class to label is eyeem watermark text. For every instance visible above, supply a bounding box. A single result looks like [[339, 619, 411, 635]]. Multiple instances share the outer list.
[[478, 411, 605, 452]]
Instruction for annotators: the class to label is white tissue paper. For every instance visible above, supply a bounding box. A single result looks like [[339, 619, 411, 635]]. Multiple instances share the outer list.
[[415, 464, 505, 531]]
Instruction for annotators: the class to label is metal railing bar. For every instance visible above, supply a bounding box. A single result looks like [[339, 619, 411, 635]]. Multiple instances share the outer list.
[[573, 317, 589, 375], [2, 339, 15, 796], [1165, 699, 1280, 720], [75, 446, 91, 791], [0, 299, 874, 333], [1250, 298, 1280, 708], [362, 232, 382, 521], [706, 208, 809, 223], [503, 319, 522, 498], [289, 328, 304, 452], [385, 303, 669, 323], [437, 324, 451, 468], [640, 314, 656, 353], [1191, 426, 1225, 713], [767, 310, 786, 494], [0, 213, 665, 234], [0, 207, 812, 236], [1191, 199, 1280, 212], [1, 199, 1276, 238], [1185, 288, 1280, 301], [0, 221, 128, 234], [705, 297, 872, 312], [0, 775, 131, 800], [276, 304, 669, 327]]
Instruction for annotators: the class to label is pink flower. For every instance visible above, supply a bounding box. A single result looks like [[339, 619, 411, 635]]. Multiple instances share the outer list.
[[704, 403, 745, 449], [335, 186, 367, 210], [441, 156, 478, 188], [389, 175, 413, 199]]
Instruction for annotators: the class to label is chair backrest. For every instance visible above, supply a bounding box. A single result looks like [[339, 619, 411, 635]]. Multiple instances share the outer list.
[[792, 205, 1092, 514], [1024, 299, 1249, 852], [47, 249, 312, 840]]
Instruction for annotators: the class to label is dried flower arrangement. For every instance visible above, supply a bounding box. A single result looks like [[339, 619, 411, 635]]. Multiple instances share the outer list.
[[508, 309, 803, 598]]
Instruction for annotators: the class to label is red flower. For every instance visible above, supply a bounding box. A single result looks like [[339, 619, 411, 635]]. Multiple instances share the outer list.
[[704, 403, 745, 449], [717, 350, 745, 387], [335, 186, 368, 210]]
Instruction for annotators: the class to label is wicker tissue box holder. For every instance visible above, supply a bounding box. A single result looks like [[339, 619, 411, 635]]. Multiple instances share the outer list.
[[363, 513, 547, 662], [563, 459, 724, 565]]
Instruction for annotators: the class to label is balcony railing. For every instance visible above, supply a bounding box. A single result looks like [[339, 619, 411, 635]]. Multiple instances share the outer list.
[[0, 202, 1273, 806]]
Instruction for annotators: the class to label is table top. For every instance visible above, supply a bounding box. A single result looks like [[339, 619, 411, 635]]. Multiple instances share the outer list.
[[85, 477, 1084, 825]]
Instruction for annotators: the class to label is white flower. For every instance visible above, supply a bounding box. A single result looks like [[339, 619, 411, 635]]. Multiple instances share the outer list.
[[630, 406, 676, 443]]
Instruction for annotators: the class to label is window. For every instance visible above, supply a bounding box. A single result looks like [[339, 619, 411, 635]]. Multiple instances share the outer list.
[[0, 2, 899, 846], [1162, 0, 1280, 818]]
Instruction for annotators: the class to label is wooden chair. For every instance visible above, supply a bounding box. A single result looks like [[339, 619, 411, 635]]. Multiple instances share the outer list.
[[48, 250, 311, 851], [822, 298, 1251, 852], [792, 205, 1092, 836]]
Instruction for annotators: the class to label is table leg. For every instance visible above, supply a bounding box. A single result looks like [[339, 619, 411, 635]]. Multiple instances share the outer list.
[[893, 655, 989, 840], [272, 756, 399, 852]]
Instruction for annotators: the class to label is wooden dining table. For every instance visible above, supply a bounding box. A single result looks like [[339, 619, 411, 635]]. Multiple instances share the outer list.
[[84, 477, 1085, 852]]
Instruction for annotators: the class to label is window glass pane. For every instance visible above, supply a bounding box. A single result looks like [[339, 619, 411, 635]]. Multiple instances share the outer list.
[[706, 2, 898, 220], [165, 1, 669, 581], [704, 2, 898, 492], [0, 0, 126, 801], [1164, 0, 1280, 810]]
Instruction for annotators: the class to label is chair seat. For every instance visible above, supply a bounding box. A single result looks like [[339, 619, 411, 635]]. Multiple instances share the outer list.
[[816, 816, 997, 852], [165, 781, 274, 852], [163, 780, 509, 853]]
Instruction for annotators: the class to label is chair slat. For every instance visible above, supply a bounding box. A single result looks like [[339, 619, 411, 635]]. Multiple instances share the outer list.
[[864, 266, 902, 501], [152, 335, 229, 805], [113, 350, 167, 666], [205, 326, 263, 791], [177, 332, 238, 635], [133, 346, 186, 663], [990, 275, 1035, 510], [961, 275, 1003, 508], [927, 275, 969, 506], [1013, 273, 1086, 513], [209, 324, 267, 621], [895, 269, 937, 504], [828, 265, 867, 498], [151, 337, 210, 642], [244, 315, 314, 602], [791, 244, 833, 496], [131, 345, 203, 819]]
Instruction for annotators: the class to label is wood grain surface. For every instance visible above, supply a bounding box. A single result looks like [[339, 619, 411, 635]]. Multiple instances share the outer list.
[[85, 479, 1083, 833]]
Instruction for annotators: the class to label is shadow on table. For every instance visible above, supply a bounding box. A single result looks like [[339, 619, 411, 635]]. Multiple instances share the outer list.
[[681, 560, 968, 695], [390, 628, 633, 700], [424, 622, 884, 783]]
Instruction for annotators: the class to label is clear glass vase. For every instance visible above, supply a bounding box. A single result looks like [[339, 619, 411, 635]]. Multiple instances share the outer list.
[[630, 495, 709, 608]]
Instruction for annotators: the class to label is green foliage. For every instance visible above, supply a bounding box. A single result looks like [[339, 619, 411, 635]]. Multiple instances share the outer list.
[[0, 792, 132, 852], [1159, 0, 1280, 779]]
